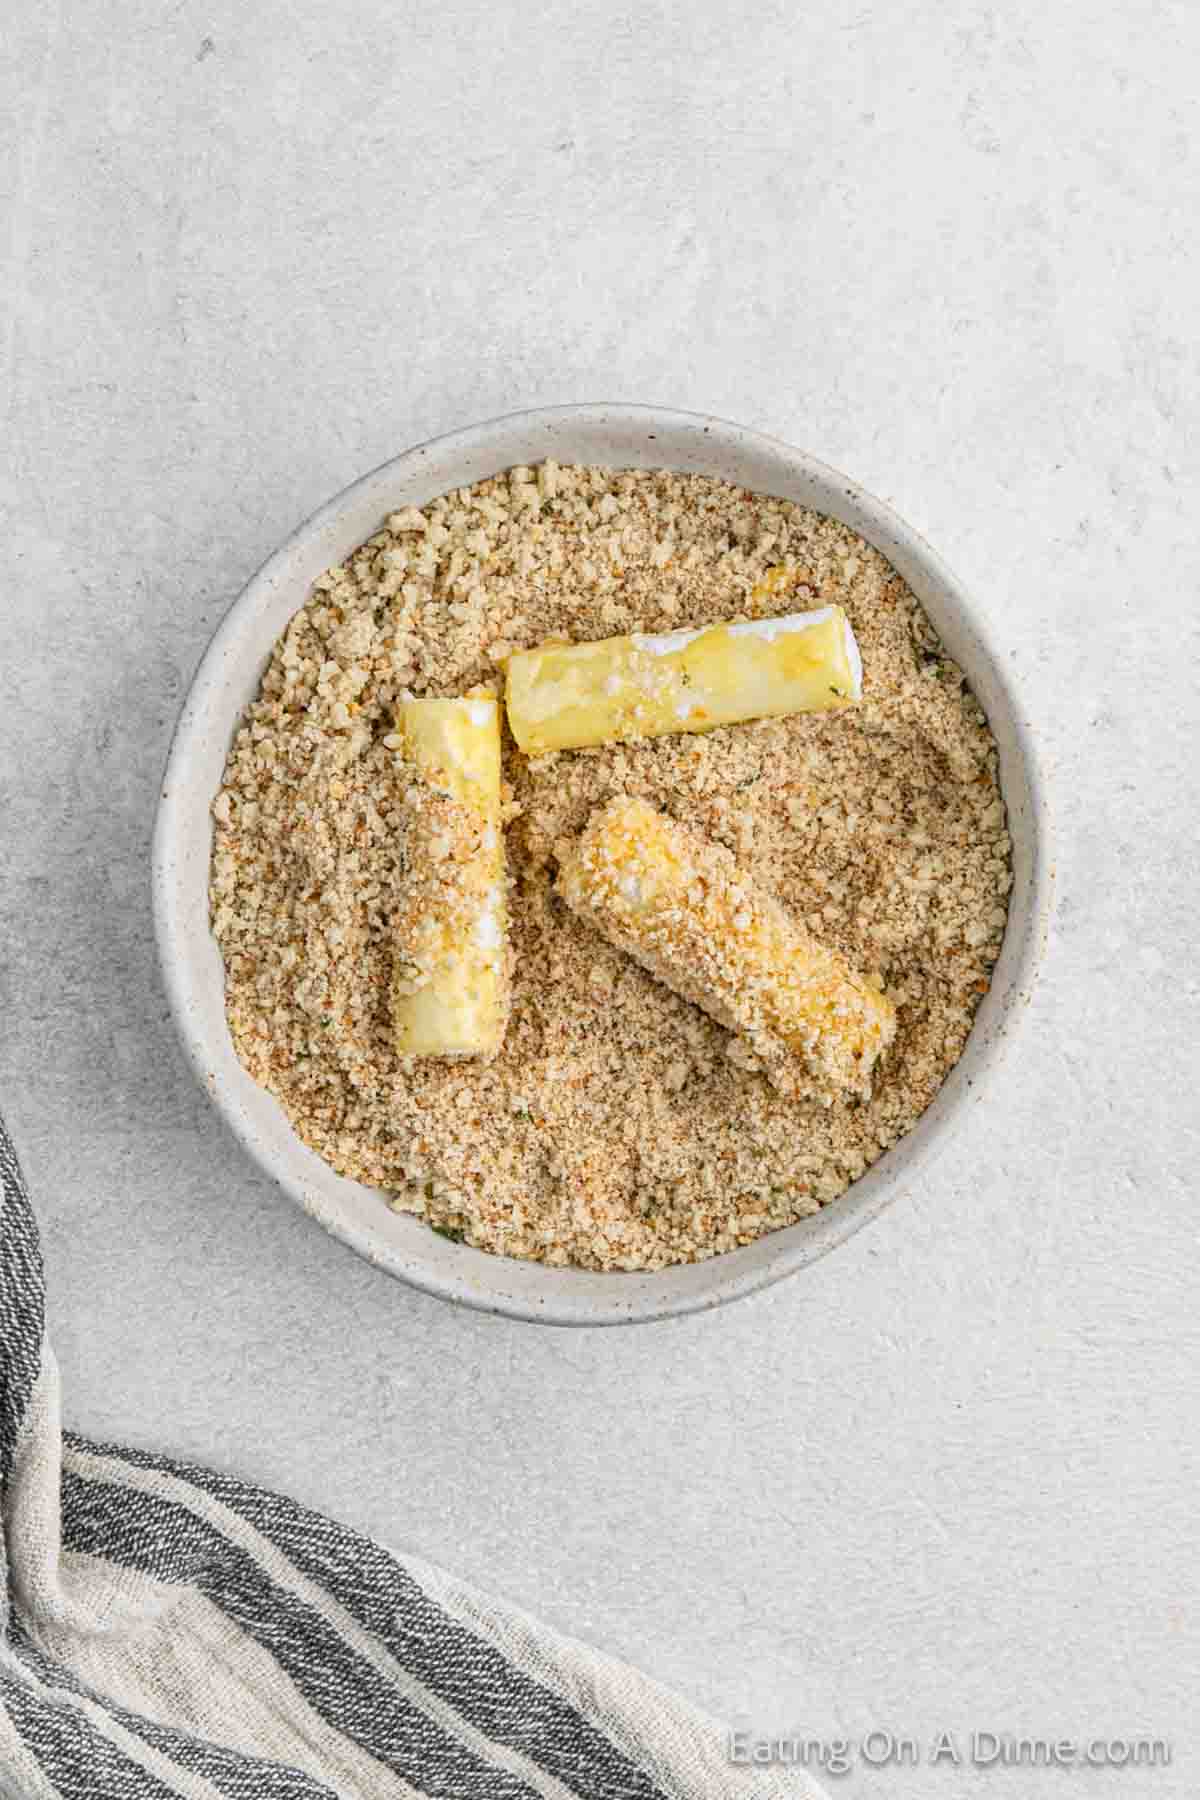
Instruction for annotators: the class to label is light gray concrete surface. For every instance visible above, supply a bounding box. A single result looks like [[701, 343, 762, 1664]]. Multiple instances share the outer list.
[[2, 2, 1197, 1795]]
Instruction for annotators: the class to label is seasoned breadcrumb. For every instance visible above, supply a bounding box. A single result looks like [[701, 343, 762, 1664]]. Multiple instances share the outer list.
[[210, 463, 1011, 1271]]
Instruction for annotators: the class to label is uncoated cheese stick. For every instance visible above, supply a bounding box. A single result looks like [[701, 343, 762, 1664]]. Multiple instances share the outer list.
[[391, 693, 509, 1060], [557, 797, 896, 1102], [504, 606, 862, 755]]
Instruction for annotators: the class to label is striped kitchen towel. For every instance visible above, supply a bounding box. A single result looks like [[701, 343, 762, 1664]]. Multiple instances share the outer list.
[[0, 1113, 824, 1800]]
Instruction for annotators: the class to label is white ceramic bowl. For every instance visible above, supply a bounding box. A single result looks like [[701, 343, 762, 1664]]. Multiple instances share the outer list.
[[154, 405, 1051, 1325]]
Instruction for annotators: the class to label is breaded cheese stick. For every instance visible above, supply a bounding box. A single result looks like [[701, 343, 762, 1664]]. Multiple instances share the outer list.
[[557, 797, 895, 1102], [504, 606, 861, 755], [391, 693, 508, 1059]]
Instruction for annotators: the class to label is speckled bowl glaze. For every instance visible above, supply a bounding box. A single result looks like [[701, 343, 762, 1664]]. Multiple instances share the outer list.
[[153, 405, 1051, 1325]]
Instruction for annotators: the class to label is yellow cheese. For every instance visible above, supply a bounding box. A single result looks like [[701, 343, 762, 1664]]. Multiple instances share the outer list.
[[391, 694, 508, 1059], [504, 605, 861, 755], [557, 797, 896, 1102]]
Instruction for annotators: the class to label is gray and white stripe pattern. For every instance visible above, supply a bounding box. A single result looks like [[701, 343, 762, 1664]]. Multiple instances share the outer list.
[[0, 1111, 824, 1799]]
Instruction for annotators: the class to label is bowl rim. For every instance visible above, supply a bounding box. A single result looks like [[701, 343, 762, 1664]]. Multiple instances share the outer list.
[[153, 402, 1052, 1326]]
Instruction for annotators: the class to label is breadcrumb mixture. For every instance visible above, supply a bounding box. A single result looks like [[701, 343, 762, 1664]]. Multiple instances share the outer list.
[[210, 463, 1011, 1270]]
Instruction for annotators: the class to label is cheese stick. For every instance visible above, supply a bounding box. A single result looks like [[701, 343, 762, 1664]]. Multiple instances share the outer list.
[[391, 694, 508, 1059], [557, 797, 895, 1102], [504, 606, 861, 755]]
